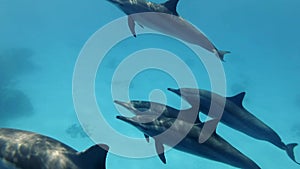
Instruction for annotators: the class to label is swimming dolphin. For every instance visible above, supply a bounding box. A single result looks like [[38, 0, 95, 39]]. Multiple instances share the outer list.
[[114, 100, 201, 122], [107, 0, 230, 61], [114, 100, 200, 142], [116, 114, 261, 169], [168, 88, 300, 165], [0, 128, 109, 169]]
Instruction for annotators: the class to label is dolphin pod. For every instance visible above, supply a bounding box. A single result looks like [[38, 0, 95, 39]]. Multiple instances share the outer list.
[[1, 0, 295, 169], [167, 88, 300, 165], [116, 112, 261, 169], [106, 0, 230, 61], [0, 128, 109, 169], [115, 100, 262, 168]]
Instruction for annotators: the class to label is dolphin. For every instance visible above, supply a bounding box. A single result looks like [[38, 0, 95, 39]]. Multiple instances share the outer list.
[[168, 88, 300, 165], [0, 128, 109, 169], [106, 0, 230, 61], [116, 114, 261, 169], [114, 100, 201, 122], [114, 100, 200, 142]]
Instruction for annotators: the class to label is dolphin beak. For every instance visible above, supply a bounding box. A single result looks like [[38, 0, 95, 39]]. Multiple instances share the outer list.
[[116, 116, 138, 126], [114, 100, 135, 111], [107, 0, 121, 5], [116, 115, 129, 122], [167, 88, 181, 96]]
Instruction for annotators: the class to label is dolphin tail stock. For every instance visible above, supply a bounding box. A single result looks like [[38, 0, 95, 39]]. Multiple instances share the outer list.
[[217, 50, 231, 61], [285, 143, 300, 165]]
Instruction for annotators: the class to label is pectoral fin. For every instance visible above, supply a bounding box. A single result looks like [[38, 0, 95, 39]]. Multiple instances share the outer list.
[[155, 140, 166, 164], [128, 16, 136, 37], [144, 134, 150, 143]]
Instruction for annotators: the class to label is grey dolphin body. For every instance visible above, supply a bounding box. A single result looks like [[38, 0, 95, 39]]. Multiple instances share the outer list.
[[114, 100, 200, 142], [107, 0, 230, 61], [0, 128, 109, 169], [116, 114, 261, 169], [168, 88, 300, 165], [114, 100, 201, 122]]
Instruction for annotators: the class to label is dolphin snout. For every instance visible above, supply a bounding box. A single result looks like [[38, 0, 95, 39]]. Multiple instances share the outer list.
[[114, 100, 129, 107], [116, 115, 128, 121], [114, 100, 135, 111], [116, 115, 131, 123], [106, 0, 122, 5], [116, 116, 138, 126]]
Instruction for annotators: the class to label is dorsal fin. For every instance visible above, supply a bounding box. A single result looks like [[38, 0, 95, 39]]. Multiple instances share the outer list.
[[162, 0, 179, 16], [227, 92, 246, 107], [78, 144, 109, 169]]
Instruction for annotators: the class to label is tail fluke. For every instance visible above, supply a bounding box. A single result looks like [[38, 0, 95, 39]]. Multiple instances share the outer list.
[[217, 50, 231, 61], [286, 143, 300, 165]]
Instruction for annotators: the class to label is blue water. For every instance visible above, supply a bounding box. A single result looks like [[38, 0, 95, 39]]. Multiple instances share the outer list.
[[1, 0, 300, 168]]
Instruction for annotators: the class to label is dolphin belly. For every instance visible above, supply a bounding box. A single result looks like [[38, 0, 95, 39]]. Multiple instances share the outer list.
[[131, 12, 216, 53], [107, 0, 230, 60]]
